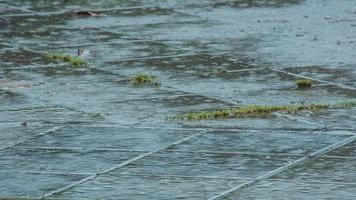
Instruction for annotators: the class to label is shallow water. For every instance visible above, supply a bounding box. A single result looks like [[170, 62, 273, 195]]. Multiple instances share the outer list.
[[0, 0, 355, 199]]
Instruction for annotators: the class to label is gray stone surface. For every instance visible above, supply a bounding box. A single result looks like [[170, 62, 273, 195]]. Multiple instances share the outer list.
[[0, 0, 355, 199]]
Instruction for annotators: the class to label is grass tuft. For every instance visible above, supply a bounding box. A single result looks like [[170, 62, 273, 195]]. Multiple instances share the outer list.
[[44, 53, 87, 68], [172, 100, 356, 120], [131, 73, 160, 86], [295, 79, 312, 88], [216, 69, 228, 75]]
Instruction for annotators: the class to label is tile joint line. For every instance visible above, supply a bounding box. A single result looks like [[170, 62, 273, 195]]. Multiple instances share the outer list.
[[269, 68, 356, 91], [208, 134, 356, 200], [0, 126, 64, 152], [41, 131, 204, 199]]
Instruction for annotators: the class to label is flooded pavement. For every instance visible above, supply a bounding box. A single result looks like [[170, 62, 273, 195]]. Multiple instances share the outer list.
[[0, 0, 356, 199]]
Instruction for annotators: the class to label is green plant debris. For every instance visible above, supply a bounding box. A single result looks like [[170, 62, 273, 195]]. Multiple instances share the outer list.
[[131, 73, 160, 86], [44, 53, 87, 68], [172, 100, 356, 120], [216, 69, 228, 75], [296, 79, 312, 88], [88, 112, 102, 118]]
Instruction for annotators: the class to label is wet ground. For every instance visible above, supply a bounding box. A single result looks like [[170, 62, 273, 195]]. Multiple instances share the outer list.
[[0, 0, 356, 199]]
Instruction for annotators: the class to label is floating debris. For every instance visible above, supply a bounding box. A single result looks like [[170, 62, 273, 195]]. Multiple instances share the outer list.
[[324, 15, 332, 20], [44, 53, 87, 68], [216, 69, 228, 74], [295, 79, 313, 88], [131, 73, 160, 86], [77, 48, 84, 56], [17, 83, 31, 88], [44, 68, 56, 76], [172, 100, 356, 120], [75, 11, 101, 17]]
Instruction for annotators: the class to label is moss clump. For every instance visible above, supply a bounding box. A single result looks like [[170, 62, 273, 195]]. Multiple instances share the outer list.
[[44, 53, 87, 68], [296, 79, 312, 88], [131, 73, 160, 86], [182, 109, 230, 121], [172, 100, 356, 120], [216, 69, 228, 75], [232, 104, 329, 117], [334, 100, 356, 108]]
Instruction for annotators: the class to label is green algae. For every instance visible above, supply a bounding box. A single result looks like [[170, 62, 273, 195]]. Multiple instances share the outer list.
[[296, 79, 313, 88], [172, 100, 356, 120], [44, 53, 87, 68], [131, 73, 160, 86]]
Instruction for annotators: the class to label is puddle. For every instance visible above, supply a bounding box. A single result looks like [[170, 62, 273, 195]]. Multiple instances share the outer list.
[[1, 0, 355, 199]]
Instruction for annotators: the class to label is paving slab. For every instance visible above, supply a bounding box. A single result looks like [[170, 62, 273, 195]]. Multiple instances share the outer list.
[[281, 66, 356, 88], [0, 172, 86, 198], [328, 141, 356, 157], [51, 174, 244, 200], [169, 130, 348, 154], [1, 0, 356, 199], [223, 179, 356, 200], [115, 151, 295, 179], [0, 147, 140, 174], [0, 123, 53, 149], [223, 148, 356, 199], [19, 126, 195, 151]]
